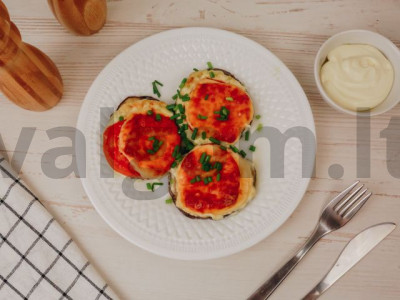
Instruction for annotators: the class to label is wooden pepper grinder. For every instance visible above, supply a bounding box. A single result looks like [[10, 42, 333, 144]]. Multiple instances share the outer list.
[[0, 1, 63, 111], [48, 0, 107, 36]]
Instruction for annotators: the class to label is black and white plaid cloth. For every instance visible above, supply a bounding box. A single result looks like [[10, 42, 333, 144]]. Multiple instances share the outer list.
[[0, 157, 118, 300]]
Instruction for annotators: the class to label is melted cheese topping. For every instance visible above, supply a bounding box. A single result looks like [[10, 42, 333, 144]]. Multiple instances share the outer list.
[[108, 97, 181, 179], [179, 69, 254, 145], [171, 144, 256, 220]]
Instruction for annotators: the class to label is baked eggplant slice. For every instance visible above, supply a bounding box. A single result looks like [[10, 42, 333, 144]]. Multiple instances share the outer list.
[[179, 69, 254, 145], [169, 144, 256, 220], [103, 96, 181, 179]]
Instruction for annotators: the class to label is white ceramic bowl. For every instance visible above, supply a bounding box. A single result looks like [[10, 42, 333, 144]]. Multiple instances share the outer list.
[[314, 29, 400, 116]]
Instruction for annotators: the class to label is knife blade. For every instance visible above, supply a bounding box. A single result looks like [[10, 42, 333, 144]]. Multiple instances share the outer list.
[[302, 222, 396, 300]]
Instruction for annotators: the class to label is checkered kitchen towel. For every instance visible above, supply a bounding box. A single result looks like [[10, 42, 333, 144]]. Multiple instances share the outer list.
[[0, 157, 118, 300]]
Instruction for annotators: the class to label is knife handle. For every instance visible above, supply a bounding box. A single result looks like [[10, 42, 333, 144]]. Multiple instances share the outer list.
[[248, 224, 329, 300]]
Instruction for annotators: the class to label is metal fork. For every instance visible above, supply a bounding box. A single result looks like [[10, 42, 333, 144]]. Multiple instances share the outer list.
[[248, 181, 372, 300]]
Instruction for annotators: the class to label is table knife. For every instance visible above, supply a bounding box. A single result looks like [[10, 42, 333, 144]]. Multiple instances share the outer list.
[[302, 222, 396, 300]]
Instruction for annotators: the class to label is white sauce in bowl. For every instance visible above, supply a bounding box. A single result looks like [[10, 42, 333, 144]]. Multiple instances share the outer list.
[[320, 44, 394, 111]]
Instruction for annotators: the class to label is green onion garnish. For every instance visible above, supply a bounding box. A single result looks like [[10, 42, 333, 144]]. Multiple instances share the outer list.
[[119, 116, 124, 121], [256, 124, 263, 132], [171, 161, 178, 168], [178, 104, 184, 113], [249, 145, 256, 152], [220, 145, 227, 151], [195, 175, 201, 182], [202, 132, 207, 140], [203, 178, 209, 185], [146, 183, 152, 191], [198, 114, 208, 120], [176, 118, 184, 125], [147, 149, 155, 154], [204, 155, 211, 163], [153, 182, 163, 187], [148, 136, 155, 141], [155, 114, 161, 121], [190, 177, 197, 184], [166, 104, 176, 110], [239, 150, 247, 158], [147, 110, 153, 115], [245, 130, 250, 141], [170, 114, 179, 120], [216, 173, 221, 181], [229, 145, 239, 153], [191, 128, 198, 140], [200, 152, 206, 164], [207, 61, 214, 69], [193, 68, 199, 72], [152, 81, 161, 97], [221, 106, 229, 115], [255, 114, 261, 120], [181, 94, 190, 102], [209, 137, 221, 144], [225, 97, 234, 101], [172, 145, 179, 158], [154, 80, 163, 87], [165, 198, 173, 204], [179, 78, 187, 89], [172, 94, 178, 100], [209, 71, 215, 78], [182, 124, 188, 130], [205, 94, 209, 100]]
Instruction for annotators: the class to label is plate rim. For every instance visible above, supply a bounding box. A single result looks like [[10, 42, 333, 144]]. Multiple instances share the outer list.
[[76, 27, 316, 260]]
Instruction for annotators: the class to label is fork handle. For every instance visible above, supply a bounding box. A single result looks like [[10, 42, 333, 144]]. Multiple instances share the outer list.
[[248, 224, 329, 300]]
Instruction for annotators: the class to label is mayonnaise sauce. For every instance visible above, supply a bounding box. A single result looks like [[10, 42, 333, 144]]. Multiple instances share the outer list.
[[320, 44, 394, 111]]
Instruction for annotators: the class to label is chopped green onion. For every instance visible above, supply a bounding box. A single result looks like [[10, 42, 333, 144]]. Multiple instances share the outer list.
[[181, 94, 190, 102], [225, 97, 234, 101], [203, 178, 209, 185], [155, 114, 161, 121], [201, 132, 207, 140], [193, 68, 199, 72], [182, 124, 188, 130], [239, 150, 247, 158], [221, 106, 229, 115], [178, 104, 184, 113], [209, 71, 215, 78], [191, 128, 198, 140], [255, 114, 261, 120], [171, 161, 178, 168], [209, 137, 221, 145], [190, 177, 197, 184], [207, 61, 214, 69], [147, 110, 153, 115], [245, 130, 250, 141], [179, 78, 187, 89], [166, 104, 176, 110], [170, 114, 179, 120], [172, 94, 178, 100], [204, 155, 211, 163], [152, 81, 161, 97], [195, 175, 201, 182], [148, 136, 155, 141], [176, 118, 184, 125], [249, 145, 256, 152], [229, 145, 239, 153], [215, 162, 222, 171], [198, 114, 208, 120], [205, 94, 209, 100], [172, 145, 179, 158], [203, 164, 210, 171], [153, 182, 163, 187], [146, 183, 152, 191], [119, 116, 124, 121], [207, 176, 213, 183], [214, 110, 221, 114], [220, 145, 227, 151], [165, 198, 173, 204], [216, 173, 221, 181], [200, 152, 206, 164], [181, 115, 186, 119], [256, 123, 263, 132], [154, 80, 163, 87], [147, 149, 155, 154]]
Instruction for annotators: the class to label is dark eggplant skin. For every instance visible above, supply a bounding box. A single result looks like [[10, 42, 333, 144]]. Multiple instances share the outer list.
[[116, 95, 159, 111], [212, 68, 245, 87], [168, 161, 257, 220]]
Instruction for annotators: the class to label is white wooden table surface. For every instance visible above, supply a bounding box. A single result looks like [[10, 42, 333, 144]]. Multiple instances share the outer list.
[[1, 1, 400, 299]]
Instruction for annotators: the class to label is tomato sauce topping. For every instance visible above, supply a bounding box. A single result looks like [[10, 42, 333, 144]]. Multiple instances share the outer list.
[[186, 82, 253, 143], [103, 121, 140, 177], [121, 113, 181, 177], [179, 145, 240, 213]]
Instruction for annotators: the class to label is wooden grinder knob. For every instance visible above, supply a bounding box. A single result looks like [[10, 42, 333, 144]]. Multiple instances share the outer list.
[[48, 0, 107, 36], [0, 1, 63, 111]]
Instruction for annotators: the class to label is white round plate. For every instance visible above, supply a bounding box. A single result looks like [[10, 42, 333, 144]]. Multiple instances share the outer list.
[[77, 27, 315, 260]]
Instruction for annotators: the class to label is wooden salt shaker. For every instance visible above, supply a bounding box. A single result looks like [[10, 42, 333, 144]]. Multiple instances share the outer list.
[[48, 0, 107, 36], [0, 1, 63, 111]]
